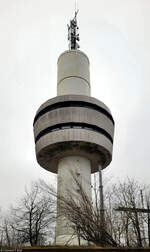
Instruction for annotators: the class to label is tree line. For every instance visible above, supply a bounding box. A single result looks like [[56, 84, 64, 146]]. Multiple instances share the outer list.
[[0, 176, 150, 247]]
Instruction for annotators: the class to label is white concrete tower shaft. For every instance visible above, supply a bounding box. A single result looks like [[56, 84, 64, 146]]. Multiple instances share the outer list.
[[56, 50, 91, 245], [56, 156, 91, 245]]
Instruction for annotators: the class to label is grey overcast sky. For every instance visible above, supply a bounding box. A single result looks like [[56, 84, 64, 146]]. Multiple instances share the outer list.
[[0, 0, 150, 210]]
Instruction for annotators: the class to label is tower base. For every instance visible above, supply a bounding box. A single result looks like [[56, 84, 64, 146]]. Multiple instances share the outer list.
[[56, 234, 88, 246], [56, 156, 91, 245]]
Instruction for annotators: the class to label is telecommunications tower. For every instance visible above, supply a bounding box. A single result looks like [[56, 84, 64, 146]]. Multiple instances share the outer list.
[[33, 11, 115, 245]]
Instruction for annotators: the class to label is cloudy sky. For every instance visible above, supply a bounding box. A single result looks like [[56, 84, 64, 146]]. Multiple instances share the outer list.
[[0, 0, 150, 210]]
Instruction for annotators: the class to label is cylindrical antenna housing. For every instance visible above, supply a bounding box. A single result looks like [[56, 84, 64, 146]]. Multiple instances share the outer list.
[[57, 50, 90, 96]]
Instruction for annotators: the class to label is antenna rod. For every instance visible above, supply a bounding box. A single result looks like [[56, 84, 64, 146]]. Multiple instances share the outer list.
[[75, 0, 77, 13]]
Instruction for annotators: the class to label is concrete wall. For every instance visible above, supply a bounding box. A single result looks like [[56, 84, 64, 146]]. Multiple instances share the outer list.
[[34, 95, 112, 116], [56, 156, 91, 245], [57, 50, 90, 96], [34, 107, 114, 139], [33, 95, 114, 173]]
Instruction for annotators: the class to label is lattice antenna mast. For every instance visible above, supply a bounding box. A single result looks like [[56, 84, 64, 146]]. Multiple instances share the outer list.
[[67, 9, 80, 50]]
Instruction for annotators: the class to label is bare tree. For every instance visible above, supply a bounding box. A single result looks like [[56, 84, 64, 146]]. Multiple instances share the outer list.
[[1, 177, 149, 248], [0, 217, 24, 247], [105, 178, 150, 247], [10, 182, 56, 246], [40, 174, 117, 247], [0, 208, 3, 247]]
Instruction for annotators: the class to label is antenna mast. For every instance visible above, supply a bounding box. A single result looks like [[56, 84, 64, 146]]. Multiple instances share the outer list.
[[67, 8, 80, 50]]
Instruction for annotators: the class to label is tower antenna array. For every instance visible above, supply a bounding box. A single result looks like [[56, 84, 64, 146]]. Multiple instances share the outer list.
[[68, 9, 80, 50]]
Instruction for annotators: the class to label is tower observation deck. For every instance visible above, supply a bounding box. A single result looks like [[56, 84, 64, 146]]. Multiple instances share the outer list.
[[33, 11, 115, 245]]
